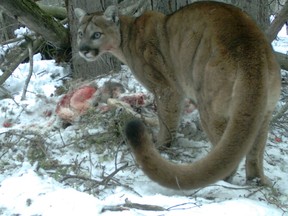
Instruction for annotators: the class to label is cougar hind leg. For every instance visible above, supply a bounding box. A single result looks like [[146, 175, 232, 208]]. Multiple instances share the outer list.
[[155, 88, 184, 147], [245, 113, 272, 186], [200, 114, 238, 182]]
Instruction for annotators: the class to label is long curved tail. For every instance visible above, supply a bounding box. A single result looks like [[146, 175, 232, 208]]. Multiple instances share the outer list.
[[125, 63, 269, 190]]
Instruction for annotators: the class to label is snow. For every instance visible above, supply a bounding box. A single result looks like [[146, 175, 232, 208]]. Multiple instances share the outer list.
[[0, 164, 101, 216], [0, 28, 287, 215], [0, 166, 283, 216]]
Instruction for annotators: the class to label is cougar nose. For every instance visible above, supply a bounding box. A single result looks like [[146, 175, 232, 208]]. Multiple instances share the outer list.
[[79, 45, 90, 55]]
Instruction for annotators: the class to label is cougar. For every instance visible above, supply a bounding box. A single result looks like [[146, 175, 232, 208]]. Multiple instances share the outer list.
[[75, 1, 281, 189]]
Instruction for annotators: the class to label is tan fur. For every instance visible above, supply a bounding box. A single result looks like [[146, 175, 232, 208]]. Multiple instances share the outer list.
[[75, 2, 281, 189]]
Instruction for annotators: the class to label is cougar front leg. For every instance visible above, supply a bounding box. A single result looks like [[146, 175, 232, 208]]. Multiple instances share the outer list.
[[154, 88, 184, 147]]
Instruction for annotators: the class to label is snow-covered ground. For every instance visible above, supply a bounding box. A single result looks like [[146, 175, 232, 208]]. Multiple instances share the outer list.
[[0, 27, 287, 215]]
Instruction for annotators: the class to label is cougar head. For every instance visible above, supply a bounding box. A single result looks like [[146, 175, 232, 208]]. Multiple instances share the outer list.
[[74, 6, 120, 62]]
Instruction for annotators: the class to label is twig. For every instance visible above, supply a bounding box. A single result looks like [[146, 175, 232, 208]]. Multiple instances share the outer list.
[[60, 174, 101, 184], [21, 36, 34, 100], [114, 141, 124, 170], [0, 86, 20, 107], [189, 183, 259, 197], [272, 102, 288, 122], [100, 162, 128, 185], [259, 189, 288, 215], [0, 33, 37, 46], [56, 128, 68, 148], [60, 163, 128, 186], [0, 129, 48, 158], [167, 202, 202, 211], [244, 186, 265, 198], [0, 150, 9, 160]]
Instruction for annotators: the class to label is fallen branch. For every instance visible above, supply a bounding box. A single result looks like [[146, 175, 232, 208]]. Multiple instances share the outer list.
[[124, 198, 166, 211], [101, 205, 129, 212], [101, 198, 166, 213], [107, 98, 159, 127]]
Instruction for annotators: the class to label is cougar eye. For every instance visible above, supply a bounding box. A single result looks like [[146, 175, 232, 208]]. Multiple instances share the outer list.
[[78, 31, 83, 38], [91, 32, 102, 40]]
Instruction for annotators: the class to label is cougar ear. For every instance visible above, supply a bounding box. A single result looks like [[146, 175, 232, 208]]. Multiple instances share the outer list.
[[104, 5, 119, 24], [74, 8, 87, 22]]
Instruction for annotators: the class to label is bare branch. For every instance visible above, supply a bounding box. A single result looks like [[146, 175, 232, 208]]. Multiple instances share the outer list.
[[0, 37, 44, 86], [0, 33, 36, 46], [266, 1, 288, 42], [272, 101, 288, 122], [21, 36, 34, 100], [0, 0, 69, 48]]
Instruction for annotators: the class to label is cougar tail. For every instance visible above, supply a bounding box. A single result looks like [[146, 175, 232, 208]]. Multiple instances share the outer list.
[[125, 63, 268, 190]]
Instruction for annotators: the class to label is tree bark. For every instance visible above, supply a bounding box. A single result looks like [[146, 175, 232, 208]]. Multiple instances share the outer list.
[[66, 0, 121, 79], [0, 0, 69, 48], [0, 9, 19, 42], [151, 0, 271, 29], [150, 0, 189, 14], [211, 0, 269, 30], [36, 2, 67, 20], [266, 1, 288, 42], [275, 51, 288, 71]]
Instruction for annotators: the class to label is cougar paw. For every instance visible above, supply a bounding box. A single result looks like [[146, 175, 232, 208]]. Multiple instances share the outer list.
[[156, 134, 174, 148], [157, 141, 173, 148], [246, 176, 272, 187]]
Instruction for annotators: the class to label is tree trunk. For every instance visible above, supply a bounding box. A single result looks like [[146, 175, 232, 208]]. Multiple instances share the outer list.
[[66, 0, 121, 79], [36, 2, 67, 20], [0, 10, 19, 42], [276, 51, 288, 71], [150, 0, 193, 14], [230, 0, 269, 30], [266, 1, 288, 42], [0, 0, 69, 48]]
